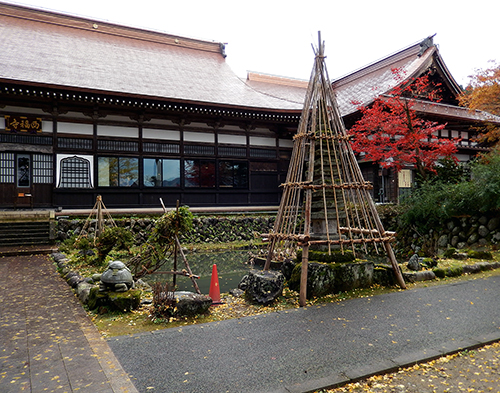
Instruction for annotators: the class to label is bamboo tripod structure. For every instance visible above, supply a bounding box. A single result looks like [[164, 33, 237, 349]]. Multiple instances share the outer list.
[[78, 195, 117, 243], [263, 33, 406, 306]]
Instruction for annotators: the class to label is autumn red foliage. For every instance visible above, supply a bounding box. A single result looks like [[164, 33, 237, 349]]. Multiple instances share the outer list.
[[349, 68, 458, 180]]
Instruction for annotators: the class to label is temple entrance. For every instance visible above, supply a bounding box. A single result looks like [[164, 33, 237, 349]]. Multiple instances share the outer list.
[[0, 152, 53, 208]]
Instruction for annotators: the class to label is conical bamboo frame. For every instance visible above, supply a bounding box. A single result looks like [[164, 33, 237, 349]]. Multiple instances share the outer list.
[[263, 33, 406, 305]]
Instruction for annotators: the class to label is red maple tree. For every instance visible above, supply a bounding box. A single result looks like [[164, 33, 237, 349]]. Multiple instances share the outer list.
[[349, 68, 458, 180]]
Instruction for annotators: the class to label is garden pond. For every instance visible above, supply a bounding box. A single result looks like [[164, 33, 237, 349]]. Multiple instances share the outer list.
[[144, 249, 260, 294]]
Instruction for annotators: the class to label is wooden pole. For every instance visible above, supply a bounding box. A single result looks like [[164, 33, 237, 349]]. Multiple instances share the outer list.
[[173, 200, 179, 289], [96, 195, 103, 237], [175, 236, 201, 294]]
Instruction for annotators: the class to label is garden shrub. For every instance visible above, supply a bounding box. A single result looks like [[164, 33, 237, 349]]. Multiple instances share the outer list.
[[151, 282, 177, 320], [95, 226, 134, 264]]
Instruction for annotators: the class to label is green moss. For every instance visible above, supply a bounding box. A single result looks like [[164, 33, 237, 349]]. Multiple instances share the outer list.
[[467, 250, 493, 260], [433, 267, 446, 278], [108, 289, 141, 311], [446, 264, 463, 277], [87, 287, 141, 312], [295, 249, 355, 264]]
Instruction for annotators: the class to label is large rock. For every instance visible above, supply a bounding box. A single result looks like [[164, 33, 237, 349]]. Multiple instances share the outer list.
[[407, 254, 421, 271], [288, 262, 335, 298], [288, 261, 375, 298], [332, 262, 374, 292], [87, 286, 141, 312], [174, 291, 212, 316], [244, 270, 284, 305]]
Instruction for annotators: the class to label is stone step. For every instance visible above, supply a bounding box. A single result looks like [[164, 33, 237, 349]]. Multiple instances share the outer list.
[[0, 221, 55, 247]]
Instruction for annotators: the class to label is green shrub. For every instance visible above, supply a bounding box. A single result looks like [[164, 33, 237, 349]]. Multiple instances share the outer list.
[[95, 226, 134, 264]]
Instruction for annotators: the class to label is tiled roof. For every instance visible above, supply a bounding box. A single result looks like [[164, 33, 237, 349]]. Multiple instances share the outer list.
[[332, 40, 439, 116], [0, 3, 302, 111]]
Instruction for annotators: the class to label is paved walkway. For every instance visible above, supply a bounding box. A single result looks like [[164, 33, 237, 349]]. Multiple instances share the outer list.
[[108, 275, 500, 393], [0, 254, 138, 393]]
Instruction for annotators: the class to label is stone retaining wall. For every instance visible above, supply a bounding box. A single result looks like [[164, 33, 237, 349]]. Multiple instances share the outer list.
[[56, 215, 275, 244]]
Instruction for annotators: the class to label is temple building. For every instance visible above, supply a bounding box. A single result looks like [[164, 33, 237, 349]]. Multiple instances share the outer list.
[[0, 2, 498, 209]]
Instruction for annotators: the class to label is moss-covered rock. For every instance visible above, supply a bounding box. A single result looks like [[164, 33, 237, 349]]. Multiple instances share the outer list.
[[288, 261, 376, 298], [87, 286, 141, 312], [288, 262, 336, 298], [332, 262, 374, 292], [467, 250, 494, 260], [373, 265, 396, 286], [433, 267, 446, 278], [245, 270, 284, 305], [446, 264, 463, 277]]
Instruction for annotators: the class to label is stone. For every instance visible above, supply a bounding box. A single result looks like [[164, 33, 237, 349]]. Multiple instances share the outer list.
[[99, 261, 134, 292], [52, 252, 67, 262], [76, 282, 95, 304], [244, 270, 284, 304], [333, 262, 374, 293], [451, 236, 459, 247], [373, 265, 396, 287], [135, 279, 152, 291], [413, 271, 436, 281], [407, 254, 421, 271], [463, 264, 482, 274], [108, 290, 142, 311], [281, 258, 297, 281], [174, 291, 212, 316], [289, 262, 336, 298], [487, 217, 500, 231], [478, 225, 490, 238], [238, 274, 250, 290], [67, 274, 84, 288], [457, 242, 466, 249], [446, 220, 456, 231], [467, 232, 479, 245], [479, 216, 489, 225], [229, 288, 244, 297], [437, 234, 449, 248]]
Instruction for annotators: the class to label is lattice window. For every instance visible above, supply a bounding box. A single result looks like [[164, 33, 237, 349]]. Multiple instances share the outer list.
[[0, 152, 15, 183], [33, 154, 53, 184], [58, 156, 92, 188]]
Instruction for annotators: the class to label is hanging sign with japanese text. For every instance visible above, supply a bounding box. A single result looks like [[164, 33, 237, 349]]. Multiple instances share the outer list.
[[4, 115, 42, 133]]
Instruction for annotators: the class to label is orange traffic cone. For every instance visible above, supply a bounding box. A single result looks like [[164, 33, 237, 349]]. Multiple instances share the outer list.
[[209, 264, 222, 305]]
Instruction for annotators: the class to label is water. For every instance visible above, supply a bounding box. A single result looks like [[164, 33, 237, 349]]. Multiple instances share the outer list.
[[145, 249, 253, 294]]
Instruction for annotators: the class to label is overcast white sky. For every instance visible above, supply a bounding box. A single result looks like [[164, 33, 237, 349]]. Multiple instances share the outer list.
[[5, 0, 499, 86]]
